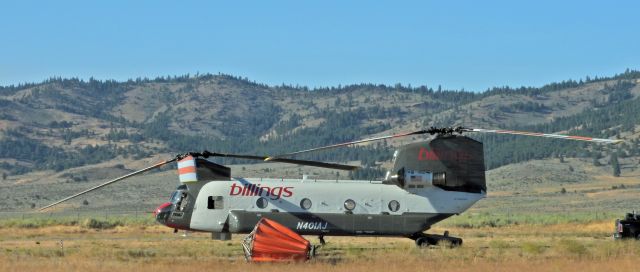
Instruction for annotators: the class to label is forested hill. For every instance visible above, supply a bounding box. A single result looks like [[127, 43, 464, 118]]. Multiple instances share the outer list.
[[1, 70, 639, 179]]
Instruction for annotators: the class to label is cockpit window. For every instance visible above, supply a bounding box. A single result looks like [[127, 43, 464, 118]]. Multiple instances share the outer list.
[[176, 192, 189, 211], [170, 191, 182, 204]]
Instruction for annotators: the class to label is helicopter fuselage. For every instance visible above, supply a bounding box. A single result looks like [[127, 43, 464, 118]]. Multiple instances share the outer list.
[[156, 177, 485, 237]]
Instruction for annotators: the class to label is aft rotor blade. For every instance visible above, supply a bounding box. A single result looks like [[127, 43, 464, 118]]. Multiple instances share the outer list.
[[39, 159, 176, 211], [466, 128, 623, 144], [264, 129, 440, 160], [209, 152, 359, 171]]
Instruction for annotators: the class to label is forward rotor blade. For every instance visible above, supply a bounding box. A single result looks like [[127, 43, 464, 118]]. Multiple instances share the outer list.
[[466, 128, 623, 144], [39, 159, 176, 211], [209, 152, 359, 171], [265, 158, 359, 171], [264, 129, 440, 160]]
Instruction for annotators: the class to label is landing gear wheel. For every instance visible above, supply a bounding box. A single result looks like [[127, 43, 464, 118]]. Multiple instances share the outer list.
[[415, 237, 435, 247], [447, 237, 463, 247], [412, 232, 463, 248], [319, 234, 326, 246]]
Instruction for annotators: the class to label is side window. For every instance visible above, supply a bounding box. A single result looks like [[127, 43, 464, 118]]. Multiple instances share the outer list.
[[388, 200, 400, 212], [300, 198, 312, 210], [256, 197, 268, 209], [208, 196, 224, 209]]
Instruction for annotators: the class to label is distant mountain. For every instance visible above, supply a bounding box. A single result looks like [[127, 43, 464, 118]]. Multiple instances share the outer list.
[[1, 70, 639, 178]]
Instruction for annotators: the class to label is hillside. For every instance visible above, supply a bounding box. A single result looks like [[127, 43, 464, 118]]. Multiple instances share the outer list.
[[1, 70, 640, 211]]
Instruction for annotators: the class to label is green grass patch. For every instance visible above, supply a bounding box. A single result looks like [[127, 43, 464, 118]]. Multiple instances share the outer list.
[[521, 242, 547, 255], [441, 211, 619, 228], [0, 214, 155, 229], [557, 239, 588, 256]]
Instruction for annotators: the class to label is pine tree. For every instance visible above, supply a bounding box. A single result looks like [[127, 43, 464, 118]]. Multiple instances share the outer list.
[[610, 152, 621, 177]]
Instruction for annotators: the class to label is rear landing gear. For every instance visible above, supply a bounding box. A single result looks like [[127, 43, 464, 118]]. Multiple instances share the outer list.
[[411, 231, 462, 248]]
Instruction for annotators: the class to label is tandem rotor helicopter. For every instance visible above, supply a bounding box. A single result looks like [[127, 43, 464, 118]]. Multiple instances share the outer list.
[[40, 127, 621, 253]]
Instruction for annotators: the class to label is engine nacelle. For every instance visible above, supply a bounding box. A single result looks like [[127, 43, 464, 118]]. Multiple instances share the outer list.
[[385, 169, 446, 189], [405, 170, 435, 189]]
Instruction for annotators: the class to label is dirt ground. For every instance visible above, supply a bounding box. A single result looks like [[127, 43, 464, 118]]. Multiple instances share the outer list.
[[1, 221, 639, 272]]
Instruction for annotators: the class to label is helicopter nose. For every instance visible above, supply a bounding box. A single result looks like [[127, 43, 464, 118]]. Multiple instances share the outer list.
[[154, 202, 173, 224]]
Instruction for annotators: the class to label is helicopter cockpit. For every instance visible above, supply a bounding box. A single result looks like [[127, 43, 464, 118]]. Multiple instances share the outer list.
[[170, 185, 190, 211], [155, 185, 190, 227]]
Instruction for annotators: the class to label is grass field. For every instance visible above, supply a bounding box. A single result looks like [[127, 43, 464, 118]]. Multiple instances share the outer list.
[[1, 215, 639, 272], [1, 157, 638, 271]]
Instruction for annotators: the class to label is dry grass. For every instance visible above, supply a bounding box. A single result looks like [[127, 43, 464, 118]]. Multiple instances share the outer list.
[[1, 221, 639, 272], [1, 255, 638, 272]]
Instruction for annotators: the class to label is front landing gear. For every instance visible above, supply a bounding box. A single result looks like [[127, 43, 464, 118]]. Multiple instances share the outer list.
[[411, 231, 463, 247]]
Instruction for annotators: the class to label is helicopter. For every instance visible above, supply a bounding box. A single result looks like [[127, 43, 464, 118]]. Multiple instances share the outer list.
[[40, 126, 622, 248]]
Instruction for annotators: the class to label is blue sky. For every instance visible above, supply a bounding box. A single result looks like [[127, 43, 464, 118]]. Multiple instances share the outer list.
[[1, 0, 639, 91]]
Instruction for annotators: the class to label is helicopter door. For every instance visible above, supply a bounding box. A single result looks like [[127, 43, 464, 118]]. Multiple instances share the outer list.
[[382, 185, 404, 234], [189, 194, 228, 232], [354, 188, 382, 234]]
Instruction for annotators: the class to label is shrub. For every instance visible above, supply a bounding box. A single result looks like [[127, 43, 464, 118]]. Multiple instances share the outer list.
[[557, 239, 588, 256], [127, 249, 156, 258], [81, 218, 123, 229], [521, 242, 547, 255]]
